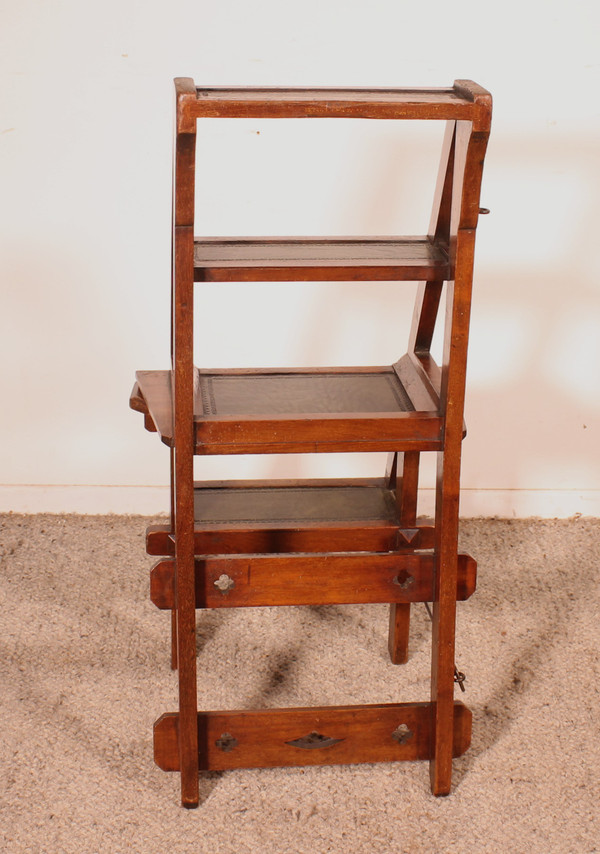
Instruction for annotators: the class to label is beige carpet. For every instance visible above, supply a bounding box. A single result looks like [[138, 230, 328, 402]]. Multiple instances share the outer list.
[[1, 514, 599, 853]]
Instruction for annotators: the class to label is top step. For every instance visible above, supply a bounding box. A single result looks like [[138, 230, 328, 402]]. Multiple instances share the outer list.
[[175, 80, 492, 128]]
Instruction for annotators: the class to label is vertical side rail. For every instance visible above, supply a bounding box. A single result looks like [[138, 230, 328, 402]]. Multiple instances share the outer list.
[[409, 120, 456, 356], [172, 78, 199, 808], [387, 121, 456, 662], [429, 96, 491, 794]]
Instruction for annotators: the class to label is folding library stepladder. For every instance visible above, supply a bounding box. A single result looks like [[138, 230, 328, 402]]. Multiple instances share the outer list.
[[130, 78, 491, 807]]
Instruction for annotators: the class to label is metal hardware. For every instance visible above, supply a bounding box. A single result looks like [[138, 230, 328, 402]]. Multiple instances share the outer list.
[[285, 731, 344, 750], [454, 670, 467, 692], [424, 602, 467, 692], [391, 723, 413, 744], [215, 732, 238, 752], [479, 207, 490, 214], [213, 573, 235, 594]]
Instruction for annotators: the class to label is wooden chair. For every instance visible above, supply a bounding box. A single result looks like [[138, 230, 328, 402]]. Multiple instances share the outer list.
[[130, 79, 492, 807]]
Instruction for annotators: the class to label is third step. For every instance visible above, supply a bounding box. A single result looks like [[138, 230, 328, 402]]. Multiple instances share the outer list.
[[193, 237, 450, 282]]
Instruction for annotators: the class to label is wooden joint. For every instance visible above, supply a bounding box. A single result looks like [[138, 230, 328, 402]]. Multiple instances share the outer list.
[[128, 382, 147, 414], [144, 413, 157, 432], [175, 77, 197, 135], [452, 80, 492, 133], [129, 383, 157, 432]]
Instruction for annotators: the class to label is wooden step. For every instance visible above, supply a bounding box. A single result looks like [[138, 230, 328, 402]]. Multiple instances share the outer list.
[[131, 361, 442, 455], [194, 237, 450, 282], [146, 478, 432, 556], [154, 701, 472, 771], [182, 81, 491, 123]]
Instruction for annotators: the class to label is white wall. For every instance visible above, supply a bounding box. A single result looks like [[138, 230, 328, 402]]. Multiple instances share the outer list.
[[0, 0, 598, 516]]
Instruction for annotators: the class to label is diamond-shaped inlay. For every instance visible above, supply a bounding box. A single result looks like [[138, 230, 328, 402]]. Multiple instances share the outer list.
[[393, 571, 416, 590], [391, 723, 413, 745], [215, 732, 238, 752], [398, 528, 419, 545], [213, 573, 235, 594], [285, 731, 344, 750]]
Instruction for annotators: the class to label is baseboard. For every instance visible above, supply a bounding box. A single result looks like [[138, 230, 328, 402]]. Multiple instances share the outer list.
[[0, 485, 597, 518], [417, 489, 599, 518], [0, 485, 170, 515]]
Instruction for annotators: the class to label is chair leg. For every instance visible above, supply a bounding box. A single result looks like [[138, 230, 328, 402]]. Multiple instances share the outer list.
[[429, 450, 460, 796], [172, 214, 200, 808], [429, 188, 485, 792], [171, 609, 178, 670], [387, 451, 420, 663], [388, 603, 411, 663]]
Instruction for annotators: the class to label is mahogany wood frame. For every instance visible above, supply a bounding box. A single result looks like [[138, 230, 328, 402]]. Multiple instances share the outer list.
[[134, 78, 491, 807]]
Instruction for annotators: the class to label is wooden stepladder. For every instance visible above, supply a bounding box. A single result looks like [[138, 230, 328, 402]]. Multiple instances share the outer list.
[[130, 79, 491, 807]]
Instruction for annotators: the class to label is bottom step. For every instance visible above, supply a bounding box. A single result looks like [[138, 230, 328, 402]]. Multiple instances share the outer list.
[[154, 702, 471, 771]]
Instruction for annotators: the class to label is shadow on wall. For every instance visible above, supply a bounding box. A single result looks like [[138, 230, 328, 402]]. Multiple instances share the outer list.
[[2, 117, 598, 498], [459, 131, 600, 496], [248, 131, 600, 493]]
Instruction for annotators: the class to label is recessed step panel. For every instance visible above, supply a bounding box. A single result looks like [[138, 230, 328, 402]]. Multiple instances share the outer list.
[[188, 83, 489, 121], [132, 366, 443, 454], [146, 478, 428, 556]]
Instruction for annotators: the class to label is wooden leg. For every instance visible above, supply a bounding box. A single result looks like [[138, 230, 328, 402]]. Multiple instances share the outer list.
[[429, 449, 460, 795], [173, 221, 200, 808], [425, 114, 488, 792], [171, 609, 178, 670], [174, 487, 200, 808], [429, 223, 480, 794], [387, 451, 420, 663], [388, 603, 410, 664]]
